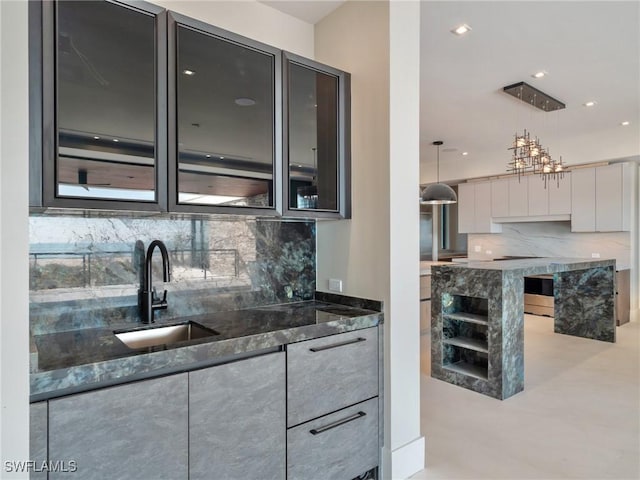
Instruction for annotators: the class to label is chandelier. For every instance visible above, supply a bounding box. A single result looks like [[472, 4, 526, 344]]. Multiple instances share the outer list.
[[507, 129, 565, 187]]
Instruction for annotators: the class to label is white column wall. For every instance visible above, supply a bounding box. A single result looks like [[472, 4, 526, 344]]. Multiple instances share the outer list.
[[0, 0, 30, 476], [316, 1, 423, 477]]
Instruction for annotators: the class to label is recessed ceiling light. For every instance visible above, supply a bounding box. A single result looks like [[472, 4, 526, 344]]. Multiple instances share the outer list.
[[584, 101, 597, 107], [235, 97, 256, 107], [462, 152, 469, 156], [93, 136, 100, 140], [532, 71, 547, 79], [621, 121, 630, 126], [219, 156, 225, 159], [112, 138, 119, 142], [183, 69, 195, 76], [205, 154, 211, 158], [451, 24, 472, 35]]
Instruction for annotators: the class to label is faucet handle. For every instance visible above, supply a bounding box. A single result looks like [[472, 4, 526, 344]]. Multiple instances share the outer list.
[[151, 287, 168, 309]]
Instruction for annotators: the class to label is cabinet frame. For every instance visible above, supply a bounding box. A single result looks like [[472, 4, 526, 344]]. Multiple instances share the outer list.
[[282, 51, 351, 219], [32, 0, 168, 211], [167, 11, 283, 216], [30, 2, 352, 220]]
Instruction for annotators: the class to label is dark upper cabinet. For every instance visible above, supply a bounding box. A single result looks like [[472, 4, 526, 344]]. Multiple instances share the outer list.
[[31, 0, 167, 210], [167, 12, 282, 215], [283, 52, 351, 219], [30, 3, 350, 219]]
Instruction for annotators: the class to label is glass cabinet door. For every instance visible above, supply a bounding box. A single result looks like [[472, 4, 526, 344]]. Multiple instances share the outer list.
[[39, 0, 167, 209], [284, 52, 351, 218], [168, 13, 281, 214]]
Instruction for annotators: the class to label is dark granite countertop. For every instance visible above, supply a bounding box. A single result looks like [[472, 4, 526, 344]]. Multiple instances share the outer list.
[[31, 296, 383, 402], [433, 257, 616, 274]]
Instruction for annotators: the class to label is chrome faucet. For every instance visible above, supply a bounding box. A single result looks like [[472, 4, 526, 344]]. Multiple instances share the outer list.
[[139, 240, 171, 323]]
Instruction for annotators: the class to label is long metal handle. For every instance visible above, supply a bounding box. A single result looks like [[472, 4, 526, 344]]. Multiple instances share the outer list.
[[309, 411, 366, 435], [309, 337, 366, 352]]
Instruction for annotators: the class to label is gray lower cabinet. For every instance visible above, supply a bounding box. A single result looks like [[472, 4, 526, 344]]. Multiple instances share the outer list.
[[287, 327, 378, 427], [287, 328, 380, 479], [189, 351, 286, 480], [30, 402, 48, 480], [48, 374, 188, 480], [287, 397, 379, 480]]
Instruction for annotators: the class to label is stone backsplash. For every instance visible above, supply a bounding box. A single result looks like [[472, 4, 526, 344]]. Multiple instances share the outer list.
[[30, 215, 315, 334]]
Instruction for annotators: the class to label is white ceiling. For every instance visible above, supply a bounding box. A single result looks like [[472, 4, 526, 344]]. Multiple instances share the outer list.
[[261, 1, 640, 185], [420, 1, 640, 184], [261, 0, 346, 24]]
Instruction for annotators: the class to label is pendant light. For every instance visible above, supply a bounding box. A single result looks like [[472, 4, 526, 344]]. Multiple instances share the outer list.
[[421, 141, 457, 204]]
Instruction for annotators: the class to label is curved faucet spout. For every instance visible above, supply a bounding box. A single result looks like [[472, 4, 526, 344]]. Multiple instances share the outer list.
[[140, 240, 171, 323], [145, 240, 171, 288]]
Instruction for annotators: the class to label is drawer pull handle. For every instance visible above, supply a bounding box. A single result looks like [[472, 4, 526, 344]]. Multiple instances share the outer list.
[[309, 411, 366, 435], [309, 337, 366, 352]]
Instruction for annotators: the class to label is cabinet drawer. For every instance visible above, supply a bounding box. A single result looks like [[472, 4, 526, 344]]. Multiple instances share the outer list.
[[287, 327, 378, 427], [420, 275, 431, 300], [420, 300, 431, 333], [524, 293, 554, 308], [287, 398, 378, 480], [524, 304, 554, 317]]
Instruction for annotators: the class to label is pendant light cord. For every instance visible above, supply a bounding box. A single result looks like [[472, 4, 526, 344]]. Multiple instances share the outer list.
[[433, 140, 443, 183]]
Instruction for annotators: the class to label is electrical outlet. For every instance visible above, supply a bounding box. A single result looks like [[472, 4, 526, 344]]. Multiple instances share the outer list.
[[486, 250, 492, 255], [591, 252, 601, 258], [474, 245, 482, 253], [329, 278, 343, 293]]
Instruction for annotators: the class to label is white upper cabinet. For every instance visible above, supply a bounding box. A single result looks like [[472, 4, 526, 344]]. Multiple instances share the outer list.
[[548, 171, 572, 215], [527, 176, 549, 216], [490, 178, 509, 218], [459, 181, 502, 234], [492, 175, 570, 219], [457, 182, 475, 234], [571, 163, 631, 232], [508, 177, 528, 217], [527, 172, 571, 216], [570, 167, 597, 231]]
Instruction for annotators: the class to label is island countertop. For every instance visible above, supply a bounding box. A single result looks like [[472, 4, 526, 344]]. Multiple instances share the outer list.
[[432, 257, 616, 273], [30, 295, 382, 402]]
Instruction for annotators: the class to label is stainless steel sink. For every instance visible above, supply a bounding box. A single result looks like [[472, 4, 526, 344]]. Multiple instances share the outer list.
[[114, 321, 219, 349]]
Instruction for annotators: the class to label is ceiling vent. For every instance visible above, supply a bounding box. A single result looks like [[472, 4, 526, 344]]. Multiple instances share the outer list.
[[503, 81, 565, 112]]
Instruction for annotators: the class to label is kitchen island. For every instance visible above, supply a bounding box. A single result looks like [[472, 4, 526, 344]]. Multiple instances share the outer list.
[[430, 257, 616, 399]]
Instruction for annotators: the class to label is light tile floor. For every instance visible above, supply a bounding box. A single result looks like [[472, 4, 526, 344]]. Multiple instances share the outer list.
[[411, 315, 640, 480]]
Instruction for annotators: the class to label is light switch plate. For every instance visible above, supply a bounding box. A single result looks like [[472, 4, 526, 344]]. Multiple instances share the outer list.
[[591, 252, 600, 258], [329, 278, 343, 293], [474, 245, 482, 253]]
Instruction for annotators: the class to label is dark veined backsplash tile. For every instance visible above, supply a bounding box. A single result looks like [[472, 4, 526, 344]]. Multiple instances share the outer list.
[[30, 215, 315, 334]]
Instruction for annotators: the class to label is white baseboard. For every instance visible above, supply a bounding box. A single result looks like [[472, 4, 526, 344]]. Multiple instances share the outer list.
[[390, 436, 425, 479]]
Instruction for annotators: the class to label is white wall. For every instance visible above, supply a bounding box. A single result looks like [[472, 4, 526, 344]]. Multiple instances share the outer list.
[[315, 1, 423, 478], [152, 0, 314, 56], [0, 0, 30, 475]]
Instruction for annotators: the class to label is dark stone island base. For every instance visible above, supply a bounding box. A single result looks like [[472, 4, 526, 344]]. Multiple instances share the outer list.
[[431, 258, 616, 400]]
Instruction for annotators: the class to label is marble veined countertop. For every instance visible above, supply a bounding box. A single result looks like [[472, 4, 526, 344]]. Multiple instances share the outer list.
[[31, 294, 382, 402], [434, 257, 616, 273]]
